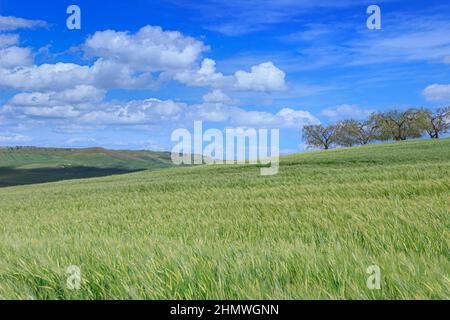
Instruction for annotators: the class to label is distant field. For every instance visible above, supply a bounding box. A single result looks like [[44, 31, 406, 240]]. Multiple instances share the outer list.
[[0, 139, 449, 299], [0, 147, 174, 187]]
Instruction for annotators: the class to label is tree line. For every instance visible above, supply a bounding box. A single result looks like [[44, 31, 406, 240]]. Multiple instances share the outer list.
[[302, 107, 450, 150]]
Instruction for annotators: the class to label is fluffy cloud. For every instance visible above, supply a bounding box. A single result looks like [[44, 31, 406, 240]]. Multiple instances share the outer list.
[[6, 94, 318, 130], [2, 85, 106, 120], [90, 58, 159, 89], [22, 106, 80, 119], [185, 103, 319, 128], [423, 84, 450, 102], [7, 85, 105, 107], [79, 99, 187, 125], [229, 107, 319, 128], [233, 62, 286, 92], [0, 62, 93, 90], [0, 46, 33, 68], [0, 19, 287, 94], [176, 59, 286, 92], [174, 58, 229, 87], [0, 24, 207, 91], [202, 89, 236, 104], [0, 59, 158, 91], [0, 26, 286, 94], [0, 17, 296, 144], [0, 15, 47, 31], [84, 26, 207, 72], [187, 103, 231, 122], [0, 33, 32, 69], [276, 108, 320, 128], [51, 85, 106, 105]]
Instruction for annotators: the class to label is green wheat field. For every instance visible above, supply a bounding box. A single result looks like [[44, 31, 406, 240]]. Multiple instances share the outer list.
[[0, 138, 449, 299]]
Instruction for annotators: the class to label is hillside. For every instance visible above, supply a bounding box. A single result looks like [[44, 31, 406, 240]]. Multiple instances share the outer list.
[[0, 146, 174, 187], [0, 139, 449, 299]]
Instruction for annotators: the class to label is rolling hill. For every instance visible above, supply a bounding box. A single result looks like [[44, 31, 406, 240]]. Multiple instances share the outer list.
[[0, 139, 448, 299], [0, 146, 174, 187]]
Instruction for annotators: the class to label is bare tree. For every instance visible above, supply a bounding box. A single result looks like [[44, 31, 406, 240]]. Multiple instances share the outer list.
[[336, 118, 379, 147], [373, 109, 423, 141], [302, 124, 338, 150], [417, 107, 450, 139]]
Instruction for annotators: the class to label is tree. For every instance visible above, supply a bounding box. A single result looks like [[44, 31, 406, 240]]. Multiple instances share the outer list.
[[417, 107, 450, 139], [373, 109, 423, 141], [302, 124, 338, 150], [336, 118, 379, 147]]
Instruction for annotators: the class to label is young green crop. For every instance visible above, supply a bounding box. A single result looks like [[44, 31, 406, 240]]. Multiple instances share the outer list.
[[0, 139, 449, 299]]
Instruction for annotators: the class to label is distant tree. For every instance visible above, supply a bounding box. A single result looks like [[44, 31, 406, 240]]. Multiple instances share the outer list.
[[336, 118, 379, 147], [373, 109, 423, 141], [417, 107, 450, 139], [335, 122, 358, 147], [302, 124, 338, 150]]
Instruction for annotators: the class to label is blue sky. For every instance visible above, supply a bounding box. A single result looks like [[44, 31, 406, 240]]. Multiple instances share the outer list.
[[0, 0, 449, 153]]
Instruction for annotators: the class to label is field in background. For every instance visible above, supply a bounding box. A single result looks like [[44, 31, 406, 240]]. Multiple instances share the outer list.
[[0, 139, 449, 299], [0, 147, 174, 187]]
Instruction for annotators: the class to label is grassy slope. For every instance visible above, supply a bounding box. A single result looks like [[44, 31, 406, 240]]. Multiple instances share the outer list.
[[0, 147, 174, 187], [0, 139, 449, 299]]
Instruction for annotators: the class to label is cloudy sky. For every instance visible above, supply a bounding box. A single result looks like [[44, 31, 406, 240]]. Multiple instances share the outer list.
[[0, 0, 449, 152]]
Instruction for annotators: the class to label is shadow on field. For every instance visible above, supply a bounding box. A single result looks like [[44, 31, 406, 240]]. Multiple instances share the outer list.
[[0, 166, 141, 188]]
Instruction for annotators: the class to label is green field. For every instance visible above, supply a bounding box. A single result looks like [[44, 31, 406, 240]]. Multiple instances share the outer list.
[[0, 147, 174, 187], [0, 139, 449, 299]]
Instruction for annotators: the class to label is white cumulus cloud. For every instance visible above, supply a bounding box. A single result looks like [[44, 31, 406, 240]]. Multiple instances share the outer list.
[[233, 62, 286, 92], [174, 58, 230, 87], [22, 106, 80, 119], [7, 86, 105, 108], [176, 60, 287, 92], [423, 84, 450, 102], [202, 89, 236, 104], [0, 46, 33, 69], [84, 26, 207, 72]]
